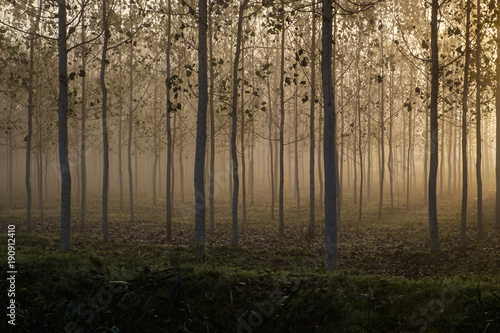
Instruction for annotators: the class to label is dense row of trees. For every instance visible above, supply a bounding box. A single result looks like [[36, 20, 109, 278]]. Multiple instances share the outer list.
[[1, 0, 500, 268]]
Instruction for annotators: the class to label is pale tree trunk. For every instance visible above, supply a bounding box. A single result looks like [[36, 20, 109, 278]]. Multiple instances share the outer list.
[[80, 11, 87, 227], [279, 0, 285, 245], [26, 0, 41, 232], [462, 0, 471, 249], [58, 0, 71, 251], [475, 0, 483, 238], [356, 34, 363, 221], [407, 69, 413, 209], [429, 0, 441, 253], [231, 0, 248, 246], [294, 70, 300, 216], [378, 21, 385, 218], [308, 0, 316, 238], [424, 78, 429, 201], [323, 0, 338, 270], [266, 51, 275, 220], [241, 37, 247, 225], [171, 113, 176, 208], [195, 0, 208, 259], [166, 0, 172, 241], [209, 13, 215, 235], [153, 61, 159, 207], [388, 51, 394, 210], [37, 70, 43, 220], [128, 39, 135, 223], [100, 0, 110, 242], [495, 0, 500, 231], [118, 39, 123, 211], [179, 114, 184, 203]]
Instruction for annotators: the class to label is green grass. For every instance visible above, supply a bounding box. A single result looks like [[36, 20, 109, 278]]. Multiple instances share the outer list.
[[1, 193, 500, 332]]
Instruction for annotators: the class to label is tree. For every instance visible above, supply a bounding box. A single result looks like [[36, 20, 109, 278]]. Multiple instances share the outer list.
[[308, 0, 316, 238], [475, 0, 483, 238], [26, 0, 42, 233], [58, 0, 71, 251], [166, 0, 172, 241], [278, 0, 285, 245], [100, 0, 110, 243], [428, 0, 441, 254], [496, 0, 500, 231], [461, 0, 471, 249], [230, 0, 248, 247], [323, 0, 338, 270], [195, 0, 208, 259]]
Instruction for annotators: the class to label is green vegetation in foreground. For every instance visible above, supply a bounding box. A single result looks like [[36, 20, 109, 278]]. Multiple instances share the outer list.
[[1, 234, 499, 333]]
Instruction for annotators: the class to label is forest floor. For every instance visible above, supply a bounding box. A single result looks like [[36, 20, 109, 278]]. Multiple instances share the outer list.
[[1, 191, 500, 332]]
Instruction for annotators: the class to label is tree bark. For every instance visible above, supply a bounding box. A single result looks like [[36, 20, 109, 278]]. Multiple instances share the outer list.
[[195, 0, 208, 259], [101, 0, 110, 243], [231, 0, 248, 246], [209, 13, 215, 235], [278, 0, 286, 245], [475, 0, 483, 238], [58, 0, 71, 251], [323, 0, 338, 270], [378, 21, 385, 218], [308, 0, 316, 238], [462, 0, 471, 249], [429, 0, 441, 253], [128, 39, 135, 223], [166, 0, 172, 241], [80, 10, 87, 227], [495, 0, 500, 231]]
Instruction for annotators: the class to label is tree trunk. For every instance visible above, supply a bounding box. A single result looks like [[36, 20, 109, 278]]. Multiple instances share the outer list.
[[58, 0, 71, 251], [231, 0, 248, 246], [495, 0, 500, 231], [80, 11, 87, 227], [195, 0, 208, 259], [153, 61, 159, 207], [241, 37, 247, 225], [101, 0, 110, 242], [429, 0, 441, 253], [209, 13, 215, 235], [475, 0, 483, 238], [267, 55, 275, 220], [378, 21, 385, 218], [166, 0, 172, 241], [278, 0, 286, 245], [308, 0, 316, 238], [323, 0, 338, 270], [462, 0, 471, 249], [128, 39, 135, 223]]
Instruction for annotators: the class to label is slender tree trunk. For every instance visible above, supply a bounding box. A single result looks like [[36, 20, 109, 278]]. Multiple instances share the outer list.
[[166, 0, 172, 241], [100, 0, 110, 242], [388, 54, 394, 210], [309, 0, 316, 238], [424, 78, 429, 201], [195, 0, 208, 259], [209, 13, 215, 235], [323, 0, 338, 270], [429, 0, 441, 253], [378, 22, 385, 218], [118, 38, 123, 212], [294, 71, 300, 216], [153, 62, 159, 207], [475, 0, 483, 238], [128, 39, 135, 223], [80, 12, 87, 227], [241, 37, 247, 225], [267, 59, 275, 220], [27, 23, 35, 233], [58, 0, 71, 251], [407, 69, 413, 208], [231, 0, 248, 246], [179, 115, 184, 203], [495, 0, 500, 231], [37, 70, 43, 220], [278, 0, 286, 245], [462, 0, 471, 249]]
